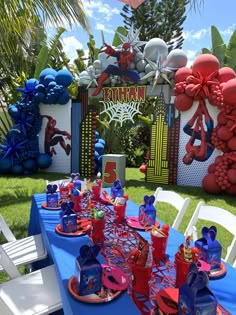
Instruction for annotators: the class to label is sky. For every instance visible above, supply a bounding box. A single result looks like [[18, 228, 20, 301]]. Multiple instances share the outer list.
[[52, 0, 236, 67]]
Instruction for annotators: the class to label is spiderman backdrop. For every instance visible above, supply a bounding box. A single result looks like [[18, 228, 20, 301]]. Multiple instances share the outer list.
[[92, 42, 140, 96]]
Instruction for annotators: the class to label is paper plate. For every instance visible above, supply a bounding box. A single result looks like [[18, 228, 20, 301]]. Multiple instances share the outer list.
[[41, 202, 61, 210], [156, 288, 222, 315], [126, 216, 160, 231], [68, 275, 122, 303], [209, 261, 227, 279], [55, 219, 91, 237]]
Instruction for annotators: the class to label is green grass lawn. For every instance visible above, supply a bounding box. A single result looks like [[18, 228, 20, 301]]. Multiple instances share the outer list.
[[0, 167, 235, 282]]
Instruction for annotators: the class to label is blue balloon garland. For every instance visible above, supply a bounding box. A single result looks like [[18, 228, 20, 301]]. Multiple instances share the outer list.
[[0, 68, 73, 175]]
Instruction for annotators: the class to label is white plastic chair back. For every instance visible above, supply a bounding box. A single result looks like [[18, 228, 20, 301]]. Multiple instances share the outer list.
[[0, 214, 47, 272], [154, 187, 190, 230], [0, 215, 16, 242], [185, 201, 236, 265], [0, 250, 62, 315], [0, 245, 21, 279]]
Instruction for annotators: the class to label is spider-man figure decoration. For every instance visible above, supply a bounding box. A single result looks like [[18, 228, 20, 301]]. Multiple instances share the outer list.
[[42, 115, 71, 156], [183, 100, 214, 165], [92, 42, 140, 96]]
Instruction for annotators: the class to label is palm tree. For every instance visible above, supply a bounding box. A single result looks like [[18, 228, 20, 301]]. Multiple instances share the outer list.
[[0, 1, 90, 71]]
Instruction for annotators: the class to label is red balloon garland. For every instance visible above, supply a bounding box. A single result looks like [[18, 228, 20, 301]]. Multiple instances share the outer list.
[[174, 54, 236, 195]]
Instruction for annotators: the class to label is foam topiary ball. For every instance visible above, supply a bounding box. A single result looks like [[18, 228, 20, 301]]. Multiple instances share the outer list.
[[55, 69, 73, 87], [37, 153, 52, 169]]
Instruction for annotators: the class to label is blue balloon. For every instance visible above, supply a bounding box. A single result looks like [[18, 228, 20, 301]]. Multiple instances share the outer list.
[[55, 69, 73, 87], [95, 131, 100, 140], [0, 158, 11, 173], [12, 164, 24, 174], [95, 151, 99, 160], [39, 68, 57, 84], [35, 84, 45, 92], [37, 154, 52, 169], [57, 91, 70, 105], [98, 139, 105, 146], [23, 159, 37, 171], [95, 142, 104, 155], [98, 155, 103, 166], [44, 75, 56, 86]]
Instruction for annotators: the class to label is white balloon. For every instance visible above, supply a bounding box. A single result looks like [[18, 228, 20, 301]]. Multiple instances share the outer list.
[[144, 38, 168, 62]]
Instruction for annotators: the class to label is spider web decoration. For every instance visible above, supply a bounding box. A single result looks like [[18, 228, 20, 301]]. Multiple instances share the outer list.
[[99, 101, 142, 126]]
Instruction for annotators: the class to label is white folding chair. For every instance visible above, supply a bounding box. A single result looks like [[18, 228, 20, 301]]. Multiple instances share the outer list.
[[0, 215, 47, 272], [184, 201, 236, 265], [153, 187, 190, 231], [0, 245, 62, 315]]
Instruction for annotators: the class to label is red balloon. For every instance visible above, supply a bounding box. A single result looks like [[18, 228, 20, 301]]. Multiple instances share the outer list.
[[174, 94, 193, 111], [222, 78, 236, 105], [174, 67, 192, 83], [217, 126, 233, 141], [227, 136, 236, 151], [192, 54, 219, 77], [139, 164, 147, 174], [215, 155, 223, 164], [227, 169, 236, 184], [225, 184, 236, 195], [217, 112, 227, 125], [216, 67, 236, 83], [202, 174, 221, 194], [208, 163, 216, 173]]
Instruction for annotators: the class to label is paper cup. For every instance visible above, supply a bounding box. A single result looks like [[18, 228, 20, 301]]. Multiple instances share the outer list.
[[175, 253, 191, 287], [151, 232, 168, 263]]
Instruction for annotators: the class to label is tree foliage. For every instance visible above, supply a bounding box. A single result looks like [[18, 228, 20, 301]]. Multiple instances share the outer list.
[[202, 25, 236, 72], [120, 0, 189, 51]]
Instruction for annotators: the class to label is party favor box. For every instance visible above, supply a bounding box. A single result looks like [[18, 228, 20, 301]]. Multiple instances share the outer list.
[[138, 195, 156, 226], [60, 201, 77, 233], [195, 226, 222, 270], [178, 264, 217, 315], [46, 184, 58, 208], [111, 179, 124, 200], [75, 244, 102, 296]]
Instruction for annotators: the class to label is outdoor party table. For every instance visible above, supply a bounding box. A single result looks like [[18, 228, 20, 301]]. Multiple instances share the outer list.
[[28, 192, 236, 315]]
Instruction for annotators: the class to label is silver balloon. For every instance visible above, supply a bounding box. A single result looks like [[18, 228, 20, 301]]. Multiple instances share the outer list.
[[165, 49, 188, 70], [144, 38, 168, 62], [136, 59, 147, 72], [93, 60, 102, 69]]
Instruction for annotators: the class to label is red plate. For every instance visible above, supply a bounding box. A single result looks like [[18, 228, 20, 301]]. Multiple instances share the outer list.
[[41, 202, 61, 210], [55, 219, 91, 237], [209, 261, 227, 279], [126, 216, 160, 231], [68, 275, 122, 303], [156, 288, 222, 315]]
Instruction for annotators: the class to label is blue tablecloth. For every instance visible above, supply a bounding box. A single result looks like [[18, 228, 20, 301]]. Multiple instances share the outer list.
[[28, 193, 236, 315]]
